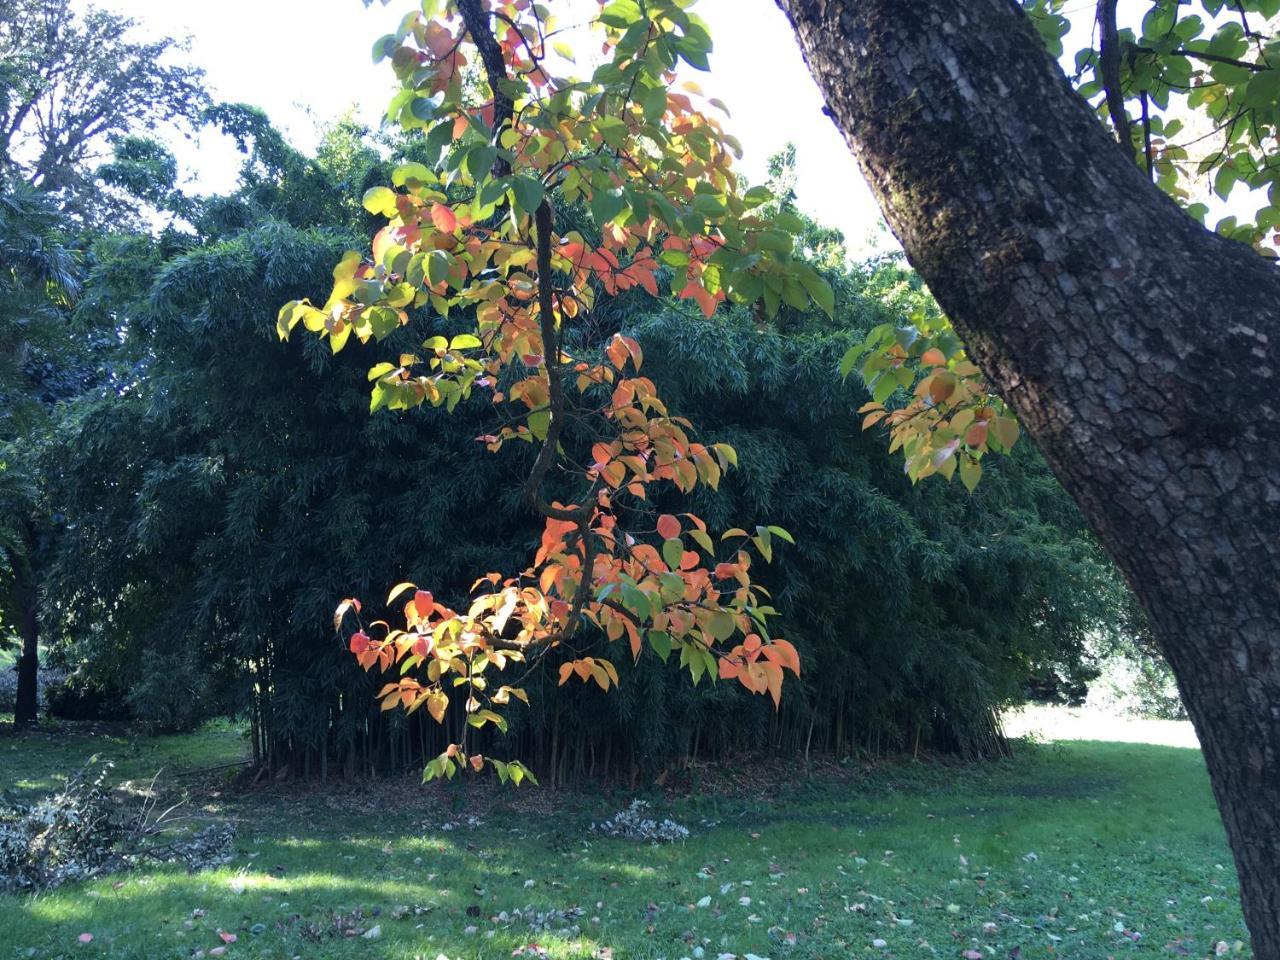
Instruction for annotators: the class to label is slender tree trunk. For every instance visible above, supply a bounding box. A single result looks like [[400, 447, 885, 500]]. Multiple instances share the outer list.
[[13, 564, 39, 726], [775, 0, 1280, 954]]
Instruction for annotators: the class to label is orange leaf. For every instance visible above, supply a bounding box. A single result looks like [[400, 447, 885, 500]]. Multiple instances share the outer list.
[[764, 638, 801, 676], [921, 347, 946, 366], [656, 514, 681, 540], [621, 335, 644, 370], [431, 203, 457, 233], [764, 661, 784, 708], [606, 336, 628, 370], [929, 373, 956, 405], [426, 692, 448, 723]]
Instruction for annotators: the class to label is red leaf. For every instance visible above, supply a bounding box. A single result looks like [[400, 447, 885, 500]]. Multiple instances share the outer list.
[[656, 514, 681, 540], [431, 203, 457, 233]]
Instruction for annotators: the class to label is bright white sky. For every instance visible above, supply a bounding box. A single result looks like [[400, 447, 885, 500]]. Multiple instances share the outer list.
[[79, 0, 1261, 252], [79, 0, 889, 254]]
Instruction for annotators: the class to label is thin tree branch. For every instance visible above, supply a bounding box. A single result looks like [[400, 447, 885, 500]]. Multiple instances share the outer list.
[[1097, 0, 1134, 154], [456, 0, 514, 177]]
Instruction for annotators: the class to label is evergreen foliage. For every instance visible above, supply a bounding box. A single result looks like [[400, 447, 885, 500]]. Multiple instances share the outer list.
[[37, 117, 1129, 779]]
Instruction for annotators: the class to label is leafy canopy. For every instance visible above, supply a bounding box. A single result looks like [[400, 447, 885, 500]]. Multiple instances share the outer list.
[[280, 0, 832, 782]]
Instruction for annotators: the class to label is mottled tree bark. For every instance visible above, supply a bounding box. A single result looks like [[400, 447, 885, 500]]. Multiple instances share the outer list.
[[775, 0, 1280, 954]]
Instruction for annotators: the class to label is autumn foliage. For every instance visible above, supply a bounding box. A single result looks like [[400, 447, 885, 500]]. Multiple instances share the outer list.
[[279, 0, 828, 782], [843, 308, 1020, 491]]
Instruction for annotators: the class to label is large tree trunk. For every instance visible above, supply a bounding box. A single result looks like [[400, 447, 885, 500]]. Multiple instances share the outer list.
[[775, 0, 1280, 954], [13, 564, 39, 725]]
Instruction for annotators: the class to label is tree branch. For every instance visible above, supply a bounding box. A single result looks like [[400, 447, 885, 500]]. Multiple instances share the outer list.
[[456, 0, 514, 177], [1097, 0, 1134, 154]]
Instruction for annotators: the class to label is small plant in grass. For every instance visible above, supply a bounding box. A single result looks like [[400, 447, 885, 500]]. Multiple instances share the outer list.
[[592, 799, 689, 843], [0, 760, 233, 892]]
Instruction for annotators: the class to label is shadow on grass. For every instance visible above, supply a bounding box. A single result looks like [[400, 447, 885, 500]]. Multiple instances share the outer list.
[[0, 733, 1250, 960]]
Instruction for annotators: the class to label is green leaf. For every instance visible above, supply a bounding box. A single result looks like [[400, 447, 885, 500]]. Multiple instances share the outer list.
[[642, 86, 667, 123], [367, 306, 400, 340], [372, 34, 397, 63], [1214, 163, 1238, 201], [385, 282, 415, 308], [410, 95, 442, 123], [392, 162, 433, 188], [838, 342, 862, 378], [707, 610, 736, 642], [775, 210, 805, 234], [648, 630, 673, 661], [756, 230, 793, 254], [599, 0, 643, 28], [799, 270, 835, 318], [466, 145, 497, 180], [662, 538, 684, 571], [990, 416, 1020, 451], [594, 115, 628, 149], [960, 457, 983, 493], [362, 186, 397, 215], [427, 250, 451, 286], [591, 187, 626, 226], [510, 176, 545, 216], [450, 333, 482, 350]]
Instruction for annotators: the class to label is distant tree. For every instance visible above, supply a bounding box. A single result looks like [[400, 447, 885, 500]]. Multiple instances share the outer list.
[[0, 0, 206, 221], [0, 184, 78, 725], [37, 94, 1122, 773]]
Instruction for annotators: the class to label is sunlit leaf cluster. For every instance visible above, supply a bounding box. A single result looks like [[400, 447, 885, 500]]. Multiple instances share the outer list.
[[843, 312, 1018, 490], [280, 0, 825, 781]]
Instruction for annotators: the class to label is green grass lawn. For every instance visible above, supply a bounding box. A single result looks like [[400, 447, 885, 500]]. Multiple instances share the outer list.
[[1, 720, 248, 797], [0, 723, 1250, 960]]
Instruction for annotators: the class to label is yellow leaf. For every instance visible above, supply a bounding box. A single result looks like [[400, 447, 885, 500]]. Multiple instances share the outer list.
[[387, 582, 417, 606]]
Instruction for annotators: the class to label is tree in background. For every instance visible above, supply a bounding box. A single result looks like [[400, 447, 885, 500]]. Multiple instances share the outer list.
[[0, 0, 216, 724], [0, 0, 206, 223], [774, 0, 1280, 951], [0, 185, 78, 725], [38, 93, 1125, 778]]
